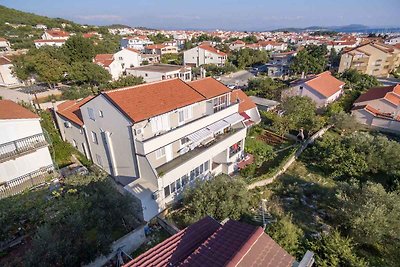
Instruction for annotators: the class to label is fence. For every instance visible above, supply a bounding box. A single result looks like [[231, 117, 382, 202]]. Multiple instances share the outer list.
[[248, 126, 332, 190], [0, 133, 48, 163], [0, 164, 54, 199]]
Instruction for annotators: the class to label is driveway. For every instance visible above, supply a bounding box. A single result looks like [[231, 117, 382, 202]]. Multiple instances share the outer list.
[[219, 70, 255, 87]]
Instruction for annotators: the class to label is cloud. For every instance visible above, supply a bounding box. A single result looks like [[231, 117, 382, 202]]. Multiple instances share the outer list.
[[75, 14, 123, 21]]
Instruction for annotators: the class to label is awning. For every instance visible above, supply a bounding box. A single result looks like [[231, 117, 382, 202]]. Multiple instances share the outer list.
[[187, 127, 213, 144], [239, 112, 251, 120], [223, 113, 244, 125], [207, 120, 230, 132]]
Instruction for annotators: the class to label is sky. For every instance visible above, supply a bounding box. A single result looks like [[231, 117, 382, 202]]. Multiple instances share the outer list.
[[1, 0, 399, 31]]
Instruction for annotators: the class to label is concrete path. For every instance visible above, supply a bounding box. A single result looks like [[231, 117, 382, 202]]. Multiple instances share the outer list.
[[220, 70, 255, 87]]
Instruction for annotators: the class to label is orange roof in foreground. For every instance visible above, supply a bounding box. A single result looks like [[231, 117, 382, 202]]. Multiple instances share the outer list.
[[188, 77, 230, 99], [0, 100, 38, 120], [104, 79, 205, 122], [305, 71, 345, 98], [230, 89, 256, 113], [56, 96, 94, 126]]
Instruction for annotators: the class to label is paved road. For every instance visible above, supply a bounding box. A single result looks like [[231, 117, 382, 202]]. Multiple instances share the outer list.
[[0, 86, 62, 103], [219, 70, 255, 87]]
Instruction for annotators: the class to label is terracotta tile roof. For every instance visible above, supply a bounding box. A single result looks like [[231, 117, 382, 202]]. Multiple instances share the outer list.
[[232, 40, 245, 45], [104, 79, 205, 122], [231, 89, 257, 113], [188, 77, 231, 99], [124, 217, 295, 267], [0, 56, 12, 65], [125, 47, 141, 53], [46, 30, 70, 38], [94, 54, 114, 67], [0, 100, 38, 120], [354, 84, 398, 103], [146, 44, 167, 49], [124, 216, 221, 267], [384, 92, 400, 106], [56, 96, 94, 126], [199, 44, 227, 56], [304, 71, 345, 98], [0, 37, 8, 42], [34, 39, 66, 43]]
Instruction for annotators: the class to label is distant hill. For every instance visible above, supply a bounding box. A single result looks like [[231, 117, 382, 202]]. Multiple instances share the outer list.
[[0, 5, 75, 28]]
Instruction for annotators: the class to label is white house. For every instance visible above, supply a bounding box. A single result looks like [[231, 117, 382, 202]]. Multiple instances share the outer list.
[[0, 100, 54, 198], [0, 38, 11, 52], [54, 96, 94, 160], [144, 44, 178, 55], [283, 71, 345, 107], [229, 40, 246, 51], [120, 36, 154, 51], [94, 48, 141, 80], [126, 64, 191, 83], [0, 56, 23, 87], [183, 44, 227, 67], [41, 29, 70, 40], [34, 39, 66, 48], [257, 41, 288, 52], [56, 77, 256, 221]]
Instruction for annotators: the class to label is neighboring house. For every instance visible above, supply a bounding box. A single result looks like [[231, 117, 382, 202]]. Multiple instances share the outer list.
[[126, 64, 192, 83], [325, 40, 358, 53], [34, 39, 66, 48], [144, 44, 178, 55], [283, 71, 345, 107], [338, 42, 400, 77], [231, 89, 261, 126], [265, 51, 296, 78], [229, 40, 246, 51], [257, 41, 288, 52], [94, 48, 141, 80], [120, 36, 154, 51], [183, 45, 227, 67], [54, 96, 94, 160], [0, 100, 54, 198], [0, 38, 11, 52], [123, 216, 312, 267], [0, 56, 22, 87], [249, 96, 280, 111], [69, 77, 252, 221], [140, 54, 160, 65], [41, 29, 70, 40], [351, 84, 400, 133], [385, 36, 400, 45]]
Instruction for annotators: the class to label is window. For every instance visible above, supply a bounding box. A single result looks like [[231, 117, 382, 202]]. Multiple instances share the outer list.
[[88, 108, 95, 121], [200, 164, 204, 174], [119, 56, 123, 60], [72, 139, 77, 148], [156, 147, 166, 159], [178, 106, 192, 123], [151, 114, 170, 133], [195, 166, 200, 177], [204, 161, 209, 171], [95, 154, 103, 167], [190, 170, 195, 180], [91, 131, 98, 144], [176, 179, 182, 190], [170, 182, 176, 193], [182, 174, 189, 187], [213, 94, 228, 113], [99, 110, 104, 118], [164, 186, 170, 197]]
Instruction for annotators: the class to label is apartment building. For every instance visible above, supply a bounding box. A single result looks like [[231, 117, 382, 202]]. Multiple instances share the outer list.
[[183, 45, 227, 67], [55, 78, 253, 220], [144, 44, 178, 55], [0, 100, 54, 198], [126, 64, 192, 83], [351, 84, 400, 133], [339, 42, 400, 77]]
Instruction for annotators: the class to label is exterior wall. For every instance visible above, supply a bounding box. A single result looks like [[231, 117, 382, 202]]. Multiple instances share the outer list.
[[355, 98, 396, 114], [120, 38, 153, 51], [126, 69, 192, 83], [0, 63, 21, 87], [352, 109, 400, 133], [114, 49, 141, 70], [287, 83, 343, 107], [246, 107, 261, 124], [0, 118, 53, 183], [81, 95, 139, 179], [55, 113, 91, 160], [34, 41, 65, 48], [0, 147, 53, 183], [184, 47, 227, 67]]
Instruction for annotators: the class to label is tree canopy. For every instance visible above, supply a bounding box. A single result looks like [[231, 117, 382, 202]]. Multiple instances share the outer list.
[[290, 44, 328, 75], [247, 77, 286, 100], [229, 48, 269, 69]]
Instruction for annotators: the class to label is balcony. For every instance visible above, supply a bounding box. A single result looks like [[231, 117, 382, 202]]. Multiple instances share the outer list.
[[156, 123, 246, 176], [136, 103, 239, 155], [0, 164, 54, 199], [0, 133, 48, 163]]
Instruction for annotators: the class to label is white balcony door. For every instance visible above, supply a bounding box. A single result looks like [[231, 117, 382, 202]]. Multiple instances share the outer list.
[[165, 144, 173, 162]]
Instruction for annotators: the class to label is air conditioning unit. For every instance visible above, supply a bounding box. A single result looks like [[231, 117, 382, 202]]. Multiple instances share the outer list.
[[64, 121, 71, 128], [152, 191, 159, 200]]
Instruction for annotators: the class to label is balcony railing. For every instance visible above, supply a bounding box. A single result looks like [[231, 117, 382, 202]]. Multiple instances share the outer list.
[[0, 133, 48, 162], [0, 164, 55, 199]]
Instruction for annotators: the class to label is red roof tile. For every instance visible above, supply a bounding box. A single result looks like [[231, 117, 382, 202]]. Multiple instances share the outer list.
[[199, 44, 227, 56], [231, 89, 257, 113], [188, 77, 231, 99], [104, 79, 206, 122], [125, 47, 141, 53], [354, 84, 399, 103], [0, 56, 11, 65], [45, 30, 70, 38], [304, 71, 345, 98], [56, 96, 94, 126], [0, 100, 38, 120], [94, 54, 114, 67]]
